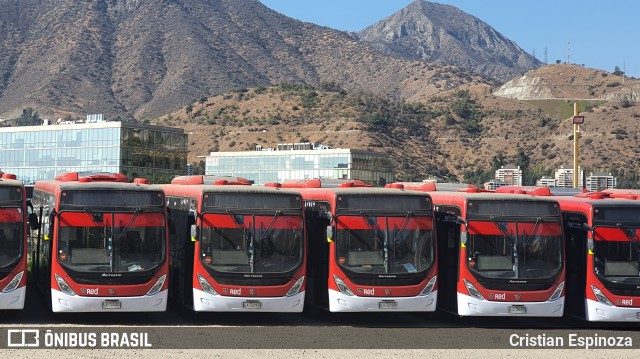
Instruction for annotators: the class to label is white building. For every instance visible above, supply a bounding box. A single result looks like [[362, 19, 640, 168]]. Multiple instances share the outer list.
[[205, 143, 394, 186], [555, 165, 584, 188], [484, 180, 508, 191], [536, 176, 557, 187], [495, 164, 522, 186], [586, 172, 617, 192]]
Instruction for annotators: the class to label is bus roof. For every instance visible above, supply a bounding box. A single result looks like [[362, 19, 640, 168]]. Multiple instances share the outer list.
[[34, 180, 163, 194], [170, 175, 253, 186], [294, 187, 432, 200], [0, 178, 24, 188], [599, 188, 640, 199], [495, 186, 587, 196], [162, 183, 301, 197], [281, 178, 372, 188], [428, 191, 560, 203], [386, 182, 477, 192], [556, 194, 640, 208]]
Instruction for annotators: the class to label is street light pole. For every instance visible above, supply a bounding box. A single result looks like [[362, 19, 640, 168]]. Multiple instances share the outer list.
[[572, 103, 585, 189]]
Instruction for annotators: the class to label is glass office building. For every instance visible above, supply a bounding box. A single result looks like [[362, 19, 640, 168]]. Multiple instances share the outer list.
[[0, 121, 187, 184], [205, 147, 394, 186]]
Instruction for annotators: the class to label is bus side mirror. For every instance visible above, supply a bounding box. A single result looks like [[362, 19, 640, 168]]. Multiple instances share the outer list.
[[190, 224, 198, 242], [456, 216, 467, 227], [28, 212, 40, 230]]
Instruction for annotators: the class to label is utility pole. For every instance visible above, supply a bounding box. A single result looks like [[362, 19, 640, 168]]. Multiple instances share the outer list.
[[572, 103, 585, 188]]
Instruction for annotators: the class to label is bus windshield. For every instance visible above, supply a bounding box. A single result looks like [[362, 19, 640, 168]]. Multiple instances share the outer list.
[[466, 220, 563, 280], [200, 212, 303, 274], [334, 214, 434, 274], [0, 208, 23, 270], [57, 211, 165, 273], [593, 227, 640, 285]]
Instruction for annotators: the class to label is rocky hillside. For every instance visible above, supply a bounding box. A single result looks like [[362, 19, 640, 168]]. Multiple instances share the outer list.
[[0, 0, 488, 121], [495, 64, 640, 101], [154, 65, 640, 188], [355, 0, 542, 82]]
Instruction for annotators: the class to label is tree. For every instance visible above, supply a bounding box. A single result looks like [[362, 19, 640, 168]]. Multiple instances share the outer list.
[[491, 152, 507, 171], [515, 147, 530, 170], [185, 104, 194, 118], [15, 107, 41, 126], [613, 66, 625, 76], [199, 97, 207, 110]]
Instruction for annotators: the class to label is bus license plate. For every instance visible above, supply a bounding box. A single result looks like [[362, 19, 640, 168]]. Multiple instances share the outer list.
[[102, 300, 121, 309], [379, 301, 398, 309], [508, 305, 526, 314], [242, 301, 262, 309]]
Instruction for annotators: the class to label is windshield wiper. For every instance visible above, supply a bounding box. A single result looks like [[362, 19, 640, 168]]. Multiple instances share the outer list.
[[489, 217, 516, 246], [391, 212, 413, 259], [360, 211, 388, 271], [392, 212, 413, 245], [227, 210, 253, 272], [359, 211, 384, 249], [259, 210, 281, 242], [118, 208, 141, 240], [523, 218, 543, 248], [490, 216, 517, 276]]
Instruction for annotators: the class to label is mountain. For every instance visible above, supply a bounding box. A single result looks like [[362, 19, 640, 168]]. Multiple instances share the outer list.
[[355, 0, 542, 82], [0, 0, 487, 120]]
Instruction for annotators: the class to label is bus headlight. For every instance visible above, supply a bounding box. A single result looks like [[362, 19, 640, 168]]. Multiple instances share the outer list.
[[197, 274, 218, 295], [591, 285, 613, 306], [548, 281, 565, 301], [55, 274, 77, 296], [333, 275, 354, 296], [146, 274, 167, 296], [285, 276, 304, 297], [2, 271, 24, 293], [463, 279, 484, 300], [419, 275, 437, 296]]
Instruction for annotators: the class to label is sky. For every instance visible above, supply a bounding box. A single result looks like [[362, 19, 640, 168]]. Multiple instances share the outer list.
[[259, 0, 639, 78]]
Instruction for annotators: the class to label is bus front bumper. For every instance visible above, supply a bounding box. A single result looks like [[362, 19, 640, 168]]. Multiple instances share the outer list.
[[328, 289, 437, 312], [457, 293, 564, 317], [586, 299, 640, 322], [193, 289, 304, 312], [0, 286, 26, 310], [51, 289, 167, 313]]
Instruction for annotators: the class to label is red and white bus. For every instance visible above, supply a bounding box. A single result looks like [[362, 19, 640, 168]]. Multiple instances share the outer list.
[[423, 188, 565, 316], [558, 192, 640, 321], [163, 176, 306, 312], [283, 179, 437, 312], [30, 172, 169, 312], [0, 172, 29, 310]]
